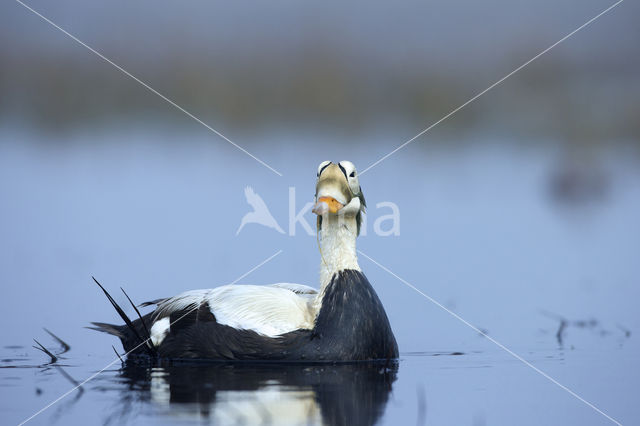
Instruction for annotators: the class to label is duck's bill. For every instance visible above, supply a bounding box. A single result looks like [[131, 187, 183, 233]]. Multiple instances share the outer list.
[[312, 196, 344, 215]]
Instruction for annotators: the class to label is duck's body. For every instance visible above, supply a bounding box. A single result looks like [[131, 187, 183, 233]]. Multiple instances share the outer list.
[[97, 269, 396, 361], [92, 161, 398, 362]]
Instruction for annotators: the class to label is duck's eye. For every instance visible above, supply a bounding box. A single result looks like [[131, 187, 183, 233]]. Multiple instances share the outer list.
[[349, 171, 356, 178]]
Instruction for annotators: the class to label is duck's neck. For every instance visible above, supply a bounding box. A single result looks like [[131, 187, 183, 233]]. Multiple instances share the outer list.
[[317, 215, 360, 296]]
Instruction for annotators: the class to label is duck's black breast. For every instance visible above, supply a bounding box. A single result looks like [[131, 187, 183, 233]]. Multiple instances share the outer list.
[[290, 269, 399, 361], [123, 270, 398, 361]]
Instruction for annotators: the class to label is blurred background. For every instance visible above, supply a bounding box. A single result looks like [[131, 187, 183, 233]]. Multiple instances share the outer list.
[[2, 1, 639, 139], [1, 0, 639, 425]]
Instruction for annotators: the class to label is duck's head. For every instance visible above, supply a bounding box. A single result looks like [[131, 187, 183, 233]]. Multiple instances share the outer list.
[[312, 160, 366, 235]]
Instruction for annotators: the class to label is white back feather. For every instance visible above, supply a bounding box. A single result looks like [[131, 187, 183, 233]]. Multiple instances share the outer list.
[[208, 285, 316, 337], [150, 284, 318, 342]]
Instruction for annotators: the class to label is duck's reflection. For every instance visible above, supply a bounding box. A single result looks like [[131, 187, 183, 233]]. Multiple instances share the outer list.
[[118, 361, 398, 425]]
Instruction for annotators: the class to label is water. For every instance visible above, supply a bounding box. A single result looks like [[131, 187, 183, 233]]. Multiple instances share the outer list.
[[1, 127, 638, 425]]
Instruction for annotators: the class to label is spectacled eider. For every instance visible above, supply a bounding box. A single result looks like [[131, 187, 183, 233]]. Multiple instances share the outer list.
[[91, 160, 398, 361]]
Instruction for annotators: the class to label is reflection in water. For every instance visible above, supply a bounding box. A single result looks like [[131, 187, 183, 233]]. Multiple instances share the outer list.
[[110, 361, 398, 425]]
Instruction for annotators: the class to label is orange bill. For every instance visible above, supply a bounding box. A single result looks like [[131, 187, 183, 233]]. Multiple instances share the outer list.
[[317, 196, 344, 213]]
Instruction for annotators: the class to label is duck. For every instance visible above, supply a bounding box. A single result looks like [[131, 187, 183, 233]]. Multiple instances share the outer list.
[[91, 160, 398, 361]]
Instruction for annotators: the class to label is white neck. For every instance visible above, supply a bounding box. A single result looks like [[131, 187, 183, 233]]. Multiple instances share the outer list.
[[317, 214, 360, 294]]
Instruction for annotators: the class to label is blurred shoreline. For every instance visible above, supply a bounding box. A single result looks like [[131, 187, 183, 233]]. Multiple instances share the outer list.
[[2, 0, 638, 145], [2, 46, 638, 146]]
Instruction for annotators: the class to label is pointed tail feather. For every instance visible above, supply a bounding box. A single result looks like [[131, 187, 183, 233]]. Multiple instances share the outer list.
[[91, 277, 155, 356], [87, 322, 125, 338], [120, 287, 152, 344]]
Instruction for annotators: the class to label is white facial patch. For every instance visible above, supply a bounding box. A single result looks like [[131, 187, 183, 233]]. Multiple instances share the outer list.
[[339, 160, 360, 196], [317, 160, 332, 177]]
